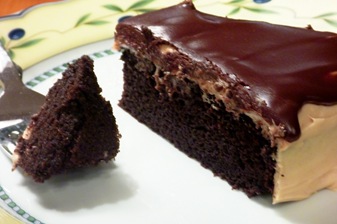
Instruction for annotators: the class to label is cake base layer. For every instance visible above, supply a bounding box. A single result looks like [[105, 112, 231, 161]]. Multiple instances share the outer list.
[[13, 56, 120, 182], [119, 50, 277, 197]]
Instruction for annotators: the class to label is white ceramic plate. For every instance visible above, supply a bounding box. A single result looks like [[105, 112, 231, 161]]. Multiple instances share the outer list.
[[1, 39, 337, 224]]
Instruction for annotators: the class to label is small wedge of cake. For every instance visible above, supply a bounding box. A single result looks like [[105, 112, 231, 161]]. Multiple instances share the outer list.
[[13, 55, 120, 182], [115, 0, 337, 203]]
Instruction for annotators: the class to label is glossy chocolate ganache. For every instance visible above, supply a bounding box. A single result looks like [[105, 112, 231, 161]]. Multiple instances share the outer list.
[[117, 1, 337, 142]]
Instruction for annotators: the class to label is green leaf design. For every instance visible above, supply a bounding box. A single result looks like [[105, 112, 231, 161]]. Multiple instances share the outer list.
[[133, 8, 154, 13], [126, 0, 155, 11], [11, 38, 44, 49], [8, 49, 15, 59], [243, 6, 276, 14], [225, 0, 246, 4], [84, 20, 110, 26], [75, 13, 91, 27], [227, 7, 241, 16], [0, 36, 6, 46], [103, 4, 124, 12], [314, 12, 337, 19], [324, 18, 337, 28]]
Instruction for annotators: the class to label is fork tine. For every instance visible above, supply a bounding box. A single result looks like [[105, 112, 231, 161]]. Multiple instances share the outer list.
[[0, 118, 29, 159], [1, 144, 13, 157]]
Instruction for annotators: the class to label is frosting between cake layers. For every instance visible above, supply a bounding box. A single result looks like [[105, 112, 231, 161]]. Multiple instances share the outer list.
[[154, 44, 286, 146], [115, 0, 337, 203], [116, 1, 337, 142], [133, 43, 337, 203], [155, 45, 337, 203]]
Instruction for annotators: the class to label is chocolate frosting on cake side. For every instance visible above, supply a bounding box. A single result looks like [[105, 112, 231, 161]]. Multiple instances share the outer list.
[[117, 1, 337, 141]]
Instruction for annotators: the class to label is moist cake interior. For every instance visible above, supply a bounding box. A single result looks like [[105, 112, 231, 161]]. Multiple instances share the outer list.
[[13, 55, 120, 182], [119, 50, 276, 196], [115, 0, 337, 203]]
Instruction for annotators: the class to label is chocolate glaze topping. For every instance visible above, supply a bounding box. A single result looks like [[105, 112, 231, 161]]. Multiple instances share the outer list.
[[118, 1, 337, 141]]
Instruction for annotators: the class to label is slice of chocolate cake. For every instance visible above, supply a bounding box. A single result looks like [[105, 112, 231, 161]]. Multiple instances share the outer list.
[[13, 55, 120, 182], [115, 1, 337, 203]]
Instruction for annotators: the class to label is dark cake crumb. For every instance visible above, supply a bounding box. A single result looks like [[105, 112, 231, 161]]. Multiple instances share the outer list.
[[13, 55, 120, 182], [119, 50, 276, 196], [115, 1, 337, 202]]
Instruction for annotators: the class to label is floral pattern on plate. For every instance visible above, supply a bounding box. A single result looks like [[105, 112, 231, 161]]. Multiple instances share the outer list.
[[0, 0, 337, 223]]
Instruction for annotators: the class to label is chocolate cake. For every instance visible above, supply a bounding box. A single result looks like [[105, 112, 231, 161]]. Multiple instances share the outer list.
[[115, 1, 337, 203], [13, 55, 120, 182]]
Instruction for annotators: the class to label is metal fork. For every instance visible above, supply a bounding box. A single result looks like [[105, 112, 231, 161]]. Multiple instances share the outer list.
[[0, 44, 45, 158], [0, 118, 29, 157]]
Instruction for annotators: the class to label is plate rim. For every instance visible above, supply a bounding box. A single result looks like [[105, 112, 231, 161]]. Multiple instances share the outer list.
[[0, 48, 118, 224]]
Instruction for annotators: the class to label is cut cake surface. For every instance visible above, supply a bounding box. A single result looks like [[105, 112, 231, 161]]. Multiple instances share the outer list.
[[115, 1, 337, 203], [13, 55, 120, 182]]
